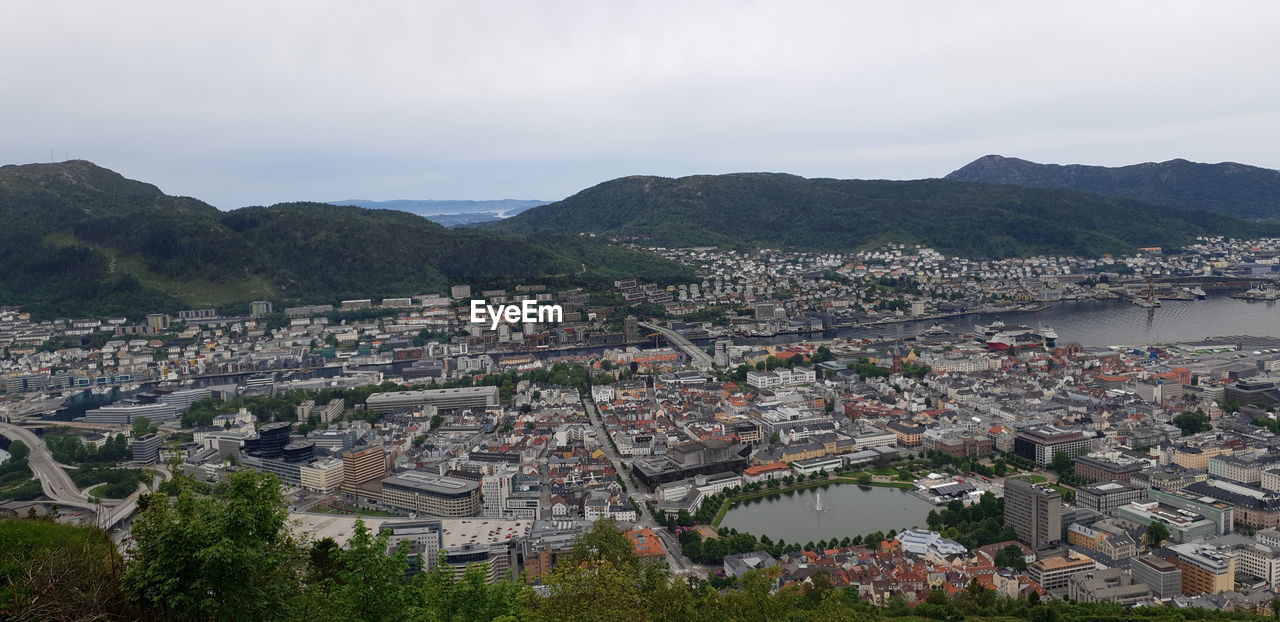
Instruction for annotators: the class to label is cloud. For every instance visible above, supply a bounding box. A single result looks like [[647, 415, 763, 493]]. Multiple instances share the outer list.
[[2, 0, 1276, 207]]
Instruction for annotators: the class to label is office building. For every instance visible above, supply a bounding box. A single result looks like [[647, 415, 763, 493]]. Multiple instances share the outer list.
[[382, 471, 482, 517], [1004, 477, 1062, 550], [1132, 555, 1182, 599], [1073, 450, 1153, 484], [1012, 426, 1094, 466], [631, 440, 751, 487], [1114, 501, 1220, 543], [1066, 568, 1151, 605], [342, 446, 388, 497], [299, 458, 344, 494], [1167, 542, 1237, 595], [130, 433, 163, 464], [1182, 479, 1279, 530], [1147, 487, 1235, 535], [1028, 553, 1096, 591], [365, 386, 500, 414], [1076, 481, 1146, 515]]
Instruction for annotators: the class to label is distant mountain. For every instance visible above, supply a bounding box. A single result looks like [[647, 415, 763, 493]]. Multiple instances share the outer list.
[[945, 155, 1280, 219], [492, 172, 1280, 257], [0, 161, 688, 318], [328, 198, 548, 226]]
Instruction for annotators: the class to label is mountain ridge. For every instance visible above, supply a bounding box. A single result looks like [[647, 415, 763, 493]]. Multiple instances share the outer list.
[[491, 171, 1280, 256], [0, 161, 689, 318], [945, 155, 1280, 219]]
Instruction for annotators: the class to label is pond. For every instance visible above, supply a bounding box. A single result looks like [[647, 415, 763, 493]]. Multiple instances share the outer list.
[[718, 483, 935, 543]]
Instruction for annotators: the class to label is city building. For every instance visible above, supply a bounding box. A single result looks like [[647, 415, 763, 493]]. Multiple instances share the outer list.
[[1167, 542, 1237, 595], [1012, 426, 1094, 467], [299, 458, 344, 493], [130, 433, 163, 464], [382, 471, 482, 517], [1004, 477, 1063, 550], [1028, 553, 1096, 591], [1131, 555, 1182, 599], [1075, 481, 1145, 515], [365, 386, 500, 414], [1066, 568, 1151, 605]]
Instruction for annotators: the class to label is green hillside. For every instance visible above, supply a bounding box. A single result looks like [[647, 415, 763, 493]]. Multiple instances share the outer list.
[[945, 155, 1280, 220], [491, 173, 1279, 256], [0, 161, 690, 318]]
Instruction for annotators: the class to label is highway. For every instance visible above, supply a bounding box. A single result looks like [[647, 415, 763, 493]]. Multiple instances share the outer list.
[[0, 420, 90, 505], [638, 322, 716, 370]]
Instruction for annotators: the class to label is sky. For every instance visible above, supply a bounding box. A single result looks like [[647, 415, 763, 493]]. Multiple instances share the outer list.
[[2, 1, 1277, 209]]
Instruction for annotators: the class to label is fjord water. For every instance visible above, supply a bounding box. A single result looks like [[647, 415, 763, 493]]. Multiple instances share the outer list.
[[750, 297, 1278, 347], [719, 484, 935, 543]]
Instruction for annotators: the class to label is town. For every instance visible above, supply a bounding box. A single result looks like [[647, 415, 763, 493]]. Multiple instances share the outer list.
[[2, 237, 1279, 613]]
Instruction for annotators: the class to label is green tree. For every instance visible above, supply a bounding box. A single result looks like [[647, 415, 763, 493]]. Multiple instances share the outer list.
[[994, 544, 1027, 571], [330, 520, 413, 621], [123, 470, 305, 620], [1049, 451, 1075, 474], [131, 416, 154, 438], [1173, 410, 1212, 436], [1146, 520, 1171, 549]]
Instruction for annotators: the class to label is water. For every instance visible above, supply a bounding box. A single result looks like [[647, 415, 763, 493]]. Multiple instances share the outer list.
[[719, 483, 935, 543], [737, 297, 1278, 348]]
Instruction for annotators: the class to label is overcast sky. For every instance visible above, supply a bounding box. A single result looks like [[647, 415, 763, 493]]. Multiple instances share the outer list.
[[2, 1, 1277, 208]]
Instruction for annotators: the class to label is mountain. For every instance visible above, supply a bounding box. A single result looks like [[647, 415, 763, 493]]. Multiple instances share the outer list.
[[328, 199, 548, 227], [945, 155, 1280, 219], [491, 172, 1280, 257], [0, 161, 688, 319]]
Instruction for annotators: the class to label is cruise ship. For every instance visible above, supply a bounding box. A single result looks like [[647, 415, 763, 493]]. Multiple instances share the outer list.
[[973, 321, 1058, 351]]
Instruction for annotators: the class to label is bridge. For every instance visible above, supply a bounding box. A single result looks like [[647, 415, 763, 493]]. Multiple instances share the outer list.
[[13, 420, 127, 432], [638, 322, 716, 370]]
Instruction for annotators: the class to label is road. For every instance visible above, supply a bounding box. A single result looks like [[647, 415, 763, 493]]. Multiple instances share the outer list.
[[638, 321, 716, 370], [581, 394, 701, 575], [0, 420, 90, 505]]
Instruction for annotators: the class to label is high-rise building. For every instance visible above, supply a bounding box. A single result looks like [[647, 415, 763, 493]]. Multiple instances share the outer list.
[[623, 315, 640, 343], [714, 339, 732, 367], [342, 446, 387, 496], [1004, 477, 1063, 550]]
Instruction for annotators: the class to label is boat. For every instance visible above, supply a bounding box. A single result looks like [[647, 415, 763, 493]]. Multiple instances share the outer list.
[[1232, 283, 1280, 301], [1189, 287, 1207, 299], [985, 326, 1057, 351], [974, 321, 1057, 351], [922, 323, 950, 336]]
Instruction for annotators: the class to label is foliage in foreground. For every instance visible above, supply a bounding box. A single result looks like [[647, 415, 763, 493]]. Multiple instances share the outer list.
[[3, 470, 1279, 621]]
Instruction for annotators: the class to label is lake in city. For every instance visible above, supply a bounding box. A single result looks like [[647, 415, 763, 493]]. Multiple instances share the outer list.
[[718, 483, 936, 543]]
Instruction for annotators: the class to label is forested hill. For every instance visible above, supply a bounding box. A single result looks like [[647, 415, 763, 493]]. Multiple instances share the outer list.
[[946, 155, 1280, 220], [490, 172, 1279, 256], [0, 161, 690, 318]]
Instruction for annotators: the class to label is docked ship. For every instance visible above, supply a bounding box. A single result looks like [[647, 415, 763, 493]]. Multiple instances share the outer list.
[[1232, 283, 1280, 301], [974, 320, 1057, 351]]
